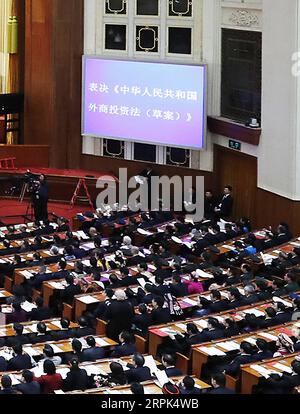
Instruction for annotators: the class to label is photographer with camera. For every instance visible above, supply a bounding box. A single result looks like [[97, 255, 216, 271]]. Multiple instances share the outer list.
[[30, 174, 49, 222]]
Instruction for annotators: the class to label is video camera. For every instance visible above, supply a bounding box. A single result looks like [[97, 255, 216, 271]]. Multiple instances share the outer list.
[[24, 170, 40, 193]]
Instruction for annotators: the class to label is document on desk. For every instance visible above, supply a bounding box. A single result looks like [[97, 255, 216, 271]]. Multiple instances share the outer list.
[[272, 363, 293, 374], [244, 337, 258, 345], [272, 297, 293, 307], [258, 332, 278, 341], [137, 278, 147, 289], [48, 281, 65, 290], [199, 346, 226, 356], [9, 374, 20, 386], [20, 270, 34, 280], [21, 301, 37, 312], [0, 350, 13, 360], [83, 364, 107, 376], [56, 368, 69, 380], [137, 228, 153, 236], [181, 298, 198, 306], [243, 308, 265, 317], [73, 231, 90, 240], [175, 323, 187, 332], [154, 369, 170, 388], [50, 320, 63, 329], [217, 341, 240, 351], [95, 337, 110, 347], [160, 328, 180, 336], [79, 295, 99, 305], [261, 253, 277, 265], [23, 346, 42, 357], [27, 323, 38, 333], [250, 364, 279, 378], [194, 319, 208, 329], [195, 269, 214, 279], [171, 236, 183, 244], [144, 356, 158, 374], [222, 245, 236, 251], [51, 344, 65, 354], [81, 242, 95, 251]]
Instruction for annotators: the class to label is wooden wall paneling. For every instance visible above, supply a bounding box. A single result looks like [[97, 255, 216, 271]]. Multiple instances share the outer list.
[[213, 144, 257, 221], [24, 0, 84, 169]]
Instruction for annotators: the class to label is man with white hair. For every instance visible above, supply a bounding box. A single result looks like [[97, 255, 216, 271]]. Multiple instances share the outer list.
[[104, 289, 135, 341]]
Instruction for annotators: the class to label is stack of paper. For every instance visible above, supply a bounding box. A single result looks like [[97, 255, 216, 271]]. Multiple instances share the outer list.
[[199, 346, 226, 356], [258, 332, 278, 341], [79, 295, 99, 305], [48, 282, 65, 290], [195, 269, 214, 279], [250, 364, 278, 378], [95, 338, 109, 347], [20, 270, 34, 280], [21, 301, 37, 312], [217, 341, 240, 351], [195, 320, 208, 329], [272, 363, 293, 374]]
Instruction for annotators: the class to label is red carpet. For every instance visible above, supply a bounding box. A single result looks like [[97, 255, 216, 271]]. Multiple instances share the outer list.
[[0, 199, 93, 228]]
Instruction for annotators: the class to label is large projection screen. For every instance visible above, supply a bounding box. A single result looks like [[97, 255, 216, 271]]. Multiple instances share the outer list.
[[82, 57, 206, 150]]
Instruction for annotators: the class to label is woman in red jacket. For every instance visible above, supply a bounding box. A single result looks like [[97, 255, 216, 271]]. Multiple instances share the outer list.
[[34, 360, 63, 394]]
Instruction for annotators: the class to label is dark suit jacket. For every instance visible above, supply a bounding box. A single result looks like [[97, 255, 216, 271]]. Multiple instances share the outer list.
[[0, 357, 7, 372], [126, 366, 152, 383], [225, 354, 254, 376], [110, 343, 137, 358], [151, 307, 172, 325], [220, 195, 233, 218], [82, 346, 106, 361], [63, 369, 90, 391], [6, 334, 30, 348], [170, 282, 189, 298], [164, 367, 183, 377], [7, 354, 33, 371], [29, 306, 52, 321], [60, 284, 82, 305], [16, 381, 41, 394]]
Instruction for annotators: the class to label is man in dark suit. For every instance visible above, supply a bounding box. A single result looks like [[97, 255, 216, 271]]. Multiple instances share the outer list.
[[215, 185, 233, 219], [81, 336, 106, 361], [28, 296, 51, 321], [243, 284, 260, 305], [253, 339, 273, 361], [161, 354, 183, 377], [132, 304, 153, 335], [208, 373, 236, 394], [204, 318, 225, 341], [29, 322, 53, 344], [126, 353, 152, 383], [15, 370, 41, 394], [6, 301, 28, 324], [179, 376, 202, 395], [150, 296, 172, 325], [6, 323, 30, 348], [170, 275, 189, 298], [224, 341, 255, 377], [227, 287, 247, 309], [111, 331, 137, 358], [50, 318, 75, 341], [74, 316, 94, 338], [209, 290, 230, 313], [7, 344, 33, 372], [0, 376, 18, 394], [60, 274, 82, 306]]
